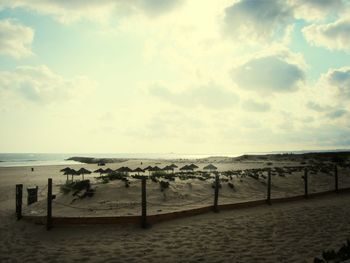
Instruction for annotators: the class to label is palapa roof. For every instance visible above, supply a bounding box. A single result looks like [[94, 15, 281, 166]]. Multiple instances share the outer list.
[[179, 165, 193, 171], [162, 165, 174, 171], [104, 168, 114, 173], [63, 168, 79, 176], [77, 168, 92, 174], [116, 167, 133, 173], [60, 167, 72, 172], [150, 166, 162, 172], [144, 166, 153, 171], [188, 164, 199, 169], [203, 164, 218, 170]]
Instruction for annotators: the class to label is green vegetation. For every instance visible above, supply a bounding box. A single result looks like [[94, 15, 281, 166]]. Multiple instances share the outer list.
[[159, 181, 170, 191], [314, 239, 350, 263], [60, 180, 94, 198]]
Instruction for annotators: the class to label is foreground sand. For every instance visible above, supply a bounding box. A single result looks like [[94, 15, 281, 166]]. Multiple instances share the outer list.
[[1, 157, 350, 262], [1, 193, 350, 262]]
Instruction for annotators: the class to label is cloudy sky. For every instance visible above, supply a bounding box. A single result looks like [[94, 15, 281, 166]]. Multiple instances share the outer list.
[[0, 0, 350, 155]]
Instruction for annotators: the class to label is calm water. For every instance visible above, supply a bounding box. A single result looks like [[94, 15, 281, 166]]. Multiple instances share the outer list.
[[0, 153, 235, 167], [1, 150, 345, 167]]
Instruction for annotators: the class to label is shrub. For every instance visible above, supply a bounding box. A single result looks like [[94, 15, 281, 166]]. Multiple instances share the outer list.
[[152, 171, 167, 178], [159, 181, 170, 191], [107, 172, 127, 181], [314, 239, 350, 262], [228, 182, 234, 189], [60, 180, 95, 199]]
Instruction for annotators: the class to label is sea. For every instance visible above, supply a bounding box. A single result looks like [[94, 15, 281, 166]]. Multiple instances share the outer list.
[[0, 150, 348, 167], [0, 153, 231, 167]]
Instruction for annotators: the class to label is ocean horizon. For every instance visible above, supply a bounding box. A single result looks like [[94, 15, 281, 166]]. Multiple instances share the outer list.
[[1, 150, 349, 167]]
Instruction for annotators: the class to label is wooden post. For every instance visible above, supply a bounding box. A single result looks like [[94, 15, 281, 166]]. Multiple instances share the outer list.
[[334, 165, 339, 193], [213, 174, 219, 212], [15, 184, 23, 220], [303, 168, 308, 198], [141, 177, 148, 228], [267, 170, 271, 205], [27, 186, 38, 205], [47, 178, 53, 230]]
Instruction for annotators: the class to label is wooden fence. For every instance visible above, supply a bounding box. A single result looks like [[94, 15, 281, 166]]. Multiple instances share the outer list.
[[16, 165, 349, 230]]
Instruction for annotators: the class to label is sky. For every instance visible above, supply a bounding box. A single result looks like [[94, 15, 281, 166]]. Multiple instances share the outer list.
[[0, 0, 350, 155]]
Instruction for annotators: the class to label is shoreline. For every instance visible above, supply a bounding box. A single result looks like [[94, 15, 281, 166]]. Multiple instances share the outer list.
[[1, 150, 350, 168]]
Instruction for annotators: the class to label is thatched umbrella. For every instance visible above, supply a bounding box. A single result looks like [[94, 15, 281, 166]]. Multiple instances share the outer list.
[[123, 167, 133, 174], [65, 168, 79, 181], [180, 165, 192, 172], [60, 167, 72, 182], [94, 168, 105, 175], [144, 166, 153, 175], [189, 164, 199, 170], [151, 166, 162, 172], [162, 165, 174, 173], [60, 167, 72, 173], [78, 168, 91, 180], [133, 167, 144, 175], [203, 164, 217, 172], [170, 164, 178, 169], [116, 166, 133, 175], [104, 168, 114, 174]]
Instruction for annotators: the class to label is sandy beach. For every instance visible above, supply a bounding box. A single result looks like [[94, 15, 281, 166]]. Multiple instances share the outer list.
[[0, 155, 350, 262]]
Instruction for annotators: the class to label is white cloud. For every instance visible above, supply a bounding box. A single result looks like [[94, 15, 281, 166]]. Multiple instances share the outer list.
[[242, 99, 270, 112], [0, 65, 95, 104], [0, 0, 183, 24], [291, 0, 344, 21], [302, 18, 350, 51], [222, 0, 293, 42], [324, 67, 350, 99], [148, 82, 239, 109], [231, 49, 306, 94], [0, 19, 34, 58]]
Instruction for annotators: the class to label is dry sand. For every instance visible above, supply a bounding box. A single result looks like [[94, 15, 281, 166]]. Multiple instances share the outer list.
[[1, 158, 350, 262]]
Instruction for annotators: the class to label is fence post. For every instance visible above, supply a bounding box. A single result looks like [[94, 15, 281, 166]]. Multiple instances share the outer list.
[[141, 177, 148, 228], [267, 170, 271, 205], [304, 168, 308, 198], [27, 186, 38, 205], [213, 174, 219, 213], [334, 165, 338, 193], [47, 178, 53, 231], [15, 184, 23, 220]]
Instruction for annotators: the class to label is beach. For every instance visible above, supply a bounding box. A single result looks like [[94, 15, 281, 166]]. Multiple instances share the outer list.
[[1, 154, 350, 262]]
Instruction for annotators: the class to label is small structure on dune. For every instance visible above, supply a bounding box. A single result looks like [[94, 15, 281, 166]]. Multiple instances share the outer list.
[[97, 162, 106, 166], [203, 164, 218, 172], [77, 168, 92, 180]]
